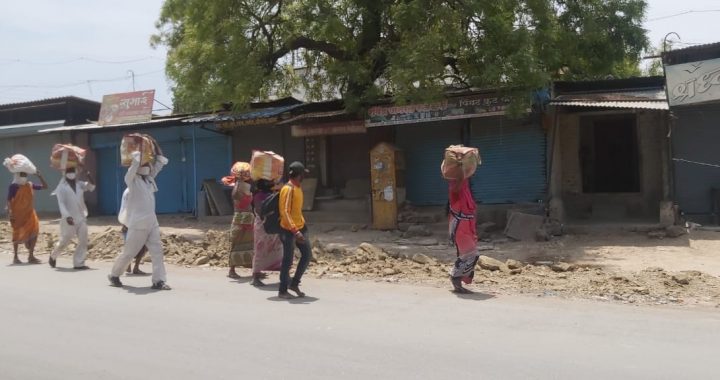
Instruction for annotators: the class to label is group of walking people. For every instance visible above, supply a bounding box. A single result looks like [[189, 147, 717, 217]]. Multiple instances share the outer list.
[[6, 137, 481, 297], [226, 160, 313, 299], [5, 140, 314, 299]]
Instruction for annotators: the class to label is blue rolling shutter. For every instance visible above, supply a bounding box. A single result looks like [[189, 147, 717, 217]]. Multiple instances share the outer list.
[[396, 122, 463, 205], [470, 118, 546, 204], [96, 146, 122, 215]]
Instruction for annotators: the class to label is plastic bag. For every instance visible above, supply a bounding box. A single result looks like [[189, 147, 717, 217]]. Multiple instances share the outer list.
[[441, 145, 481, 180], [3, 154, 37, 174], [50, 144, 86, 170], [120, 134, 155, 167], [250, 151, 284, 181]]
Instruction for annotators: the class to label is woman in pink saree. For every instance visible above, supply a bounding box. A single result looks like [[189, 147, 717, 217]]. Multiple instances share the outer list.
[[250, 179, 283, 287], [448, 179, 479, 293]]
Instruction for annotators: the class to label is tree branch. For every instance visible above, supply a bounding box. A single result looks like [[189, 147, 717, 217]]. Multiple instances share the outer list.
[[267, 36, 350, 68]]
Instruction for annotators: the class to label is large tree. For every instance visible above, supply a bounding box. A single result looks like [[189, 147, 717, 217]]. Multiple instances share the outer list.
[[154, 0, 648, 113]]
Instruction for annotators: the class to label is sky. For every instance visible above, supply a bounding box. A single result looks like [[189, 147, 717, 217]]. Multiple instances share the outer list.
[[0, 0, 719, 112]]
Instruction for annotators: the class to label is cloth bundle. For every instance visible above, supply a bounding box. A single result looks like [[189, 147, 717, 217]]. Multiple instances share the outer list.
[[221, 161, 251, 186], [120, 134, 155, 167], [3, 154, 37, 174], [50, 144, 86, 170], [441, 145, 481, 180], [249, 150, 284, 181]]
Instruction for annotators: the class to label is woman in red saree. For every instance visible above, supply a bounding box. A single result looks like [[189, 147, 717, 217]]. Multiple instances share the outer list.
[[448, 178, 479, 293]]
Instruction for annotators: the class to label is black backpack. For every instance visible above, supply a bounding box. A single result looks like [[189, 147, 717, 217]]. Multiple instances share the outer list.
[[260, 192, 282, 234]]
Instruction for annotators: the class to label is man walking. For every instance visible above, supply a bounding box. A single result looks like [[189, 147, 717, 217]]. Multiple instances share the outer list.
[[278, 162, 312, 299], [108, 140, 170, 290], [49, 167, 95, 270]]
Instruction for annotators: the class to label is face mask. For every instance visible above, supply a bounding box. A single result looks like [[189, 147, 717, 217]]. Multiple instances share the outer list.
[[65, 173, 77, 180], [137, 167, 151, 176], [16, 177, 27, 185]]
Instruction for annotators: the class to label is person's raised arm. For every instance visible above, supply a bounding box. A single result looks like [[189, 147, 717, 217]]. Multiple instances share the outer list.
[[125, 151, 141, 186]]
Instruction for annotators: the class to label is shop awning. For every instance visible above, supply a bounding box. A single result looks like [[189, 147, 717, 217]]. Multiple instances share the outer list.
[[184, 103, 304, 128], [0, 120, 66, 138], [550, 89, 669, 110], [38, 116, 190, 133]]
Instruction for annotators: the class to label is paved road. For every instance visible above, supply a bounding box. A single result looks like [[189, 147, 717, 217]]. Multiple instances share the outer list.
[[1, 257, 718, 380]]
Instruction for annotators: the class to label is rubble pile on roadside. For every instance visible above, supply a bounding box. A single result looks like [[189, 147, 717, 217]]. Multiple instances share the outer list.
[[1, 221, 718, 307]]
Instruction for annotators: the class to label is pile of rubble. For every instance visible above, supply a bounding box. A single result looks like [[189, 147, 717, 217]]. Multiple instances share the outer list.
[[1, 221, 717, 307], [84, 227, 232, 267]]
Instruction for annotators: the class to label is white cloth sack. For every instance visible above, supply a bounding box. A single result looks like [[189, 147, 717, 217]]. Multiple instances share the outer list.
[[3, 154, 37, 174]]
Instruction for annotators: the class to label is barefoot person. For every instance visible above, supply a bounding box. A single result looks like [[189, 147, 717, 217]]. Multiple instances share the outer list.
[[49, 167, 95, 270], [278, 162, 312, 299], [108, 139, 170, 290], [224, 162, 253, 279], [118, 189, 148, 275], [6, 170, 47, 264], [123, 226, 148, 275], [447, 178, 479, 294], [250, 179, 283, 287]]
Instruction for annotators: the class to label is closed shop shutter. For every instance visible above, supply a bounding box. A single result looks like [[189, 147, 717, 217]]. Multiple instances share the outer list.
[[672, 105, 720, 222], [95, 146, 122, 215], [396, 121, 463, 205], [470, 117, 546, 204]]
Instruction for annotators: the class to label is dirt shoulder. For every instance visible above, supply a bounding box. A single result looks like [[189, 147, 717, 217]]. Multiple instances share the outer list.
[[2, 216, 719, 309]]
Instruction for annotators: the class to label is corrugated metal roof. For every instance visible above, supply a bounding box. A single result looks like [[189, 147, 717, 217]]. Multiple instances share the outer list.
[[550, 88, 669, 110], [277, 110, 348, 125], [0, 96, 100, 110], [38, 116, 189, 133], [184, 103, 304, 124], [0, 119, 66, 138], [550, 100, 669, 110]]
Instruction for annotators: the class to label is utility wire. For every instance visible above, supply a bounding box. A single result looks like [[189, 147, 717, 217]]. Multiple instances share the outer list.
[[648, 9, 720, 22], [0, 69, 165, 90], [0, 56, 161, 66], [673, 158, 720, 169]]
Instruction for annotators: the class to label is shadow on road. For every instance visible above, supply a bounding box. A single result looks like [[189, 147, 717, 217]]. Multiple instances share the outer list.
[[253, 282, 280, 291], [54, 267, 99, 273], [267, 296, 319, 304], [452, 291, 495, 301], [228, 276, 252, 284], [6, 262, 44, 267], [122, 285, 163, 295]]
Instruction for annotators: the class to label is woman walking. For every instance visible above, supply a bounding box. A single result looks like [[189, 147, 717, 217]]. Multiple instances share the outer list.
[[448, 178, 479, 293], [249, 179, 283, 287], [7, 170, 47, 264], [225, 162, 254, 279]]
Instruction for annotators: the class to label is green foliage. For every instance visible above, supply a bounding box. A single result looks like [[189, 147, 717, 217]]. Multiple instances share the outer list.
[[154, 0, 649, 112]]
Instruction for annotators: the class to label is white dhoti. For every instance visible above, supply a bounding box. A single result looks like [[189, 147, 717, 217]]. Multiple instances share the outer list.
[[50, 220, 89, 267], [110, 226, 166, 283]]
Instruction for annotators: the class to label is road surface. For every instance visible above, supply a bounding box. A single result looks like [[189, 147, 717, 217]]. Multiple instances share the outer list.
[[1, 257, 718, 379]]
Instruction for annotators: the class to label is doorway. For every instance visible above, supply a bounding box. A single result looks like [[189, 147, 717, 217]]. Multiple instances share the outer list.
[[580, 115, 640, 193]]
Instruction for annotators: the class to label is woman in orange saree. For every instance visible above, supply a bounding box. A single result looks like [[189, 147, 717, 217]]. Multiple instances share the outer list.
[[7, 171, 47, 264]]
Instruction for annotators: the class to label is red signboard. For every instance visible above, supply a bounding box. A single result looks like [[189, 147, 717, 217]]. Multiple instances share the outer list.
[[98, 90, 155, 126]]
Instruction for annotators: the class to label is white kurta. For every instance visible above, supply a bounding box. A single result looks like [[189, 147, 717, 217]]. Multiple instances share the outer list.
[[110, 152, 169, 283], [50, 179, 96, 267]]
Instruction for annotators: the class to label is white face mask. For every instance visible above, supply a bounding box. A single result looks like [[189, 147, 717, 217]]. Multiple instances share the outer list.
[[137, 167, 151, 176], [65, 173, 77, 180], [16, 177, 28, 185]]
